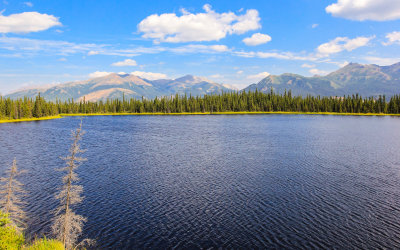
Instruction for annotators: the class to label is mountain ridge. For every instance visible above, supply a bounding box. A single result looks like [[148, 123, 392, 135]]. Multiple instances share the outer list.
[[245, 62, 400, 97], [6, 73, 236, 101]]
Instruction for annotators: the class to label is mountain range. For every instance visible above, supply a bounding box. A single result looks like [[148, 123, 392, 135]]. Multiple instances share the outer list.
[[5, 62, 400, 101], [245, 62, 400, 97], [6, 74, 236, 101]]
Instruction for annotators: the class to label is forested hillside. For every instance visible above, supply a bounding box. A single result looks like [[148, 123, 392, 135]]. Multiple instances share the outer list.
[[1, 90, 400, 120]]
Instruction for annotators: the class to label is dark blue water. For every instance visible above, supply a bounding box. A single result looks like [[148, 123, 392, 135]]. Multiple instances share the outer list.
[[1, 115, 400, 249]]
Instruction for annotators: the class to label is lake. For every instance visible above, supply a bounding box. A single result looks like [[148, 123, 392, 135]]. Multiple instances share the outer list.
[[1, 115, 400, 249]]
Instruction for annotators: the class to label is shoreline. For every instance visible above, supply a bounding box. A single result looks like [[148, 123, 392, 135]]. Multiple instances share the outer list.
[[1, 112, 400, 123], [0, 115, 63, 124]]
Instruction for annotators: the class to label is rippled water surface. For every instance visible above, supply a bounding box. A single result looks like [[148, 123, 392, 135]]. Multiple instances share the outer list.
[[1, 115, 400, 249]]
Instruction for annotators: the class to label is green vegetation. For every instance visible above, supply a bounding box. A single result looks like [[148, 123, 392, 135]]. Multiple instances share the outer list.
[[0, 213, 64, 249], [23, 238, 64, 250], [1, 90, 400, 122], [0, 211, 25, 249]]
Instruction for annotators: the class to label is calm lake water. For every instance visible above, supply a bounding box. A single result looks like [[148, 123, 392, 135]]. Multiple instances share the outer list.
[[1, 115, 400, 249]]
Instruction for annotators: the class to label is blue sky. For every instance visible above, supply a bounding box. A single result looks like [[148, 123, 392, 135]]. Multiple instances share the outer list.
[[1, 0, 400, 94]]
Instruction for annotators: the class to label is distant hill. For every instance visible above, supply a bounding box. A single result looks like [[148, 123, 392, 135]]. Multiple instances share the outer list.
[[6, 74, 236, 101], [245, 62, 400, 97]]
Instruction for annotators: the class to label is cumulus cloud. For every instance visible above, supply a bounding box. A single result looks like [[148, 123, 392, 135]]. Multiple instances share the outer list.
[[111, 59, 137, 67], [317, 36, 374, 56], [242, 33, 271, 46], [312, 24, 319, 28], [89, 71, 112, 78], [309, 68, 330, 76], [130, 71, 167, 80], [138, 4, 261, 43], [326, 0, 400, 21], [0, 12, 61, 33], [247, 72, 270, 80], [383, 31, 400, 45]]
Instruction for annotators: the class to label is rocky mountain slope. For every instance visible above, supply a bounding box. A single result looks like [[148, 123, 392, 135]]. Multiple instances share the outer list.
[[6, 74, 236, 101], [245, 62, 400, 97]]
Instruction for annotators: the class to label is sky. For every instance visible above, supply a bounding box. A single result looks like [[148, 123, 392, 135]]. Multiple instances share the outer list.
[[1, 0, 400, 94]]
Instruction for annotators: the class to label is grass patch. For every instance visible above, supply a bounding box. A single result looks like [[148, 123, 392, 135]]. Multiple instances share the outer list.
[[0, 115, 63, 124], [23, 238, 64, 250], [60, 111, 400, 116]]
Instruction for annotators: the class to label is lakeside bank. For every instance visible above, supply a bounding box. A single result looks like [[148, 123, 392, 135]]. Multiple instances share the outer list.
[[1, 112, 400, 124]]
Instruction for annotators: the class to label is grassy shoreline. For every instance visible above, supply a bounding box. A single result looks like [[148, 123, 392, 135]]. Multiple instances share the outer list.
[[1, 111, 399, 123], [60, 111, 400, 116], [0, 115, 63, 124]]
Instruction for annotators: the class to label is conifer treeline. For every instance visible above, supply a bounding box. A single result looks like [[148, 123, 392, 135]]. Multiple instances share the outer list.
[[1, 90, 400, 119]]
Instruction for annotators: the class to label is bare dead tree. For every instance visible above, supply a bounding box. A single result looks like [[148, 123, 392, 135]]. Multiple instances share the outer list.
[[52, 121, 88, 249], [0, 158, 26, 232]]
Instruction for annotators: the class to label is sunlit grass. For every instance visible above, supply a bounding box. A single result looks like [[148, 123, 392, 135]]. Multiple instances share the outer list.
[[23, 238, 64, 250], [0, 115, 63, 123], [60, 111, 400, 116], [1, 111, 399, 124]]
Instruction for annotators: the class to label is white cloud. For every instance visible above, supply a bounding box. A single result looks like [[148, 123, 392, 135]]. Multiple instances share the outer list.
[[338, 61, 349, 67], [309, 68, 330, 76], [210, 74, 223, 78], [89, 71, 112, 78], [23, 2, 33, 7], [242, 33, 271, 46], [170, 44, 229, 53], [0, 12, 61, 33], [88, 50, 99, 55], [130, 71, 167, 80], [364, 56, 400, 65], [301, 63, 315, 68], [0, 37, 104, 56], [312, 24, 319, 28], [24, 2, 33, 7], [138, 4, 261, 43], [317, 36, 374, 56], [58, 57, 67, 62], [235, 50, 318, 61], [326, 0, 400, 21], [247, 72, 270, 80], [0, 36, 231, 58], [111, 59, 137, 67], [236, 70, 243, 74], [209, 44, 229, 52], [383, 31, 400, 45]]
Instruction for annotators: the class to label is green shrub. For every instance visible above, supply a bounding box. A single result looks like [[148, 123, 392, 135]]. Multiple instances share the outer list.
[[0, 211, 25, 250], [23, 238, 64, 250]]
